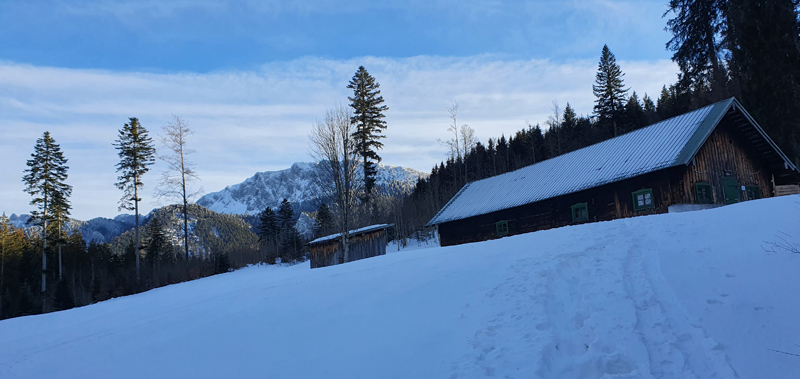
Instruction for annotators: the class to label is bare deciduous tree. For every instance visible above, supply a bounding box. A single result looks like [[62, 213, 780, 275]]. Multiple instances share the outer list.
[[441, 100, 461, 161], [309, 105, 362, 262], [459, 123, 477, 182], [157, 115, 201, 260], [546, 100, 562, 157]]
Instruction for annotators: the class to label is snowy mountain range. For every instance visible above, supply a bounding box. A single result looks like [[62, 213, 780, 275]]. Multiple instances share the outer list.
[[9, 213, 140, 245], [196, 162, 426, 215]]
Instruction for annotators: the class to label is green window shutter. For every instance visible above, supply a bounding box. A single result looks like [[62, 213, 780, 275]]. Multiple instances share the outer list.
[[721, 177, 740, 204], [631, 189, 654, 211], [571, 202, 589, 222], [695, 182, 713, 204], [496, 220, 509, 237], [746, 186, 761, 200]]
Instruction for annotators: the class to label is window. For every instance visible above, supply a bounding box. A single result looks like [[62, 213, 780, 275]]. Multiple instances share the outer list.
[[632, 189, 654, 211], [496, 220, 509, 237], [571, 202, 589, 222], [695, 182, 713, 204], [746, 185, 761, 200]]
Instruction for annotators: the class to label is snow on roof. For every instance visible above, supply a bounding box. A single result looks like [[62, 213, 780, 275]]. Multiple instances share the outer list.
[[427, 98, 738, 226], [309, 224, 394, 245]]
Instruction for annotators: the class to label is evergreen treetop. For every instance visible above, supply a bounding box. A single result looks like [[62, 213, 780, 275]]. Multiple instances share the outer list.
[[277, 198, 295, 231], [113, 117, 156, 211], [22, 131, 72, 228], [348, 66, 389, 198], [593, 45, 628, 137], [315, 203, 334, 238], [664, 0, 727, 95], [257, 206, 278, 243]]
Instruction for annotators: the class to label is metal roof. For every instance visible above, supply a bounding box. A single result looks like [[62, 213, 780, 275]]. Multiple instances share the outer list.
[[427, 97, 797, 226], [308, 224, 394, 245]]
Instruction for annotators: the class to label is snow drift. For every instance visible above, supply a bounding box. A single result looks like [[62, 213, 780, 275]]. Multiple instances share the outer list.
[[1, 196, 799, 378]]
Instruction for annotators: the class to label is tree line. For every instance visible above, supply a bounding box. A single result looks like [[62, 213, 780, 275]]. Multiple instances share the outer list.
[[2, 115, 215, 318], [392, 1, 800, 240]]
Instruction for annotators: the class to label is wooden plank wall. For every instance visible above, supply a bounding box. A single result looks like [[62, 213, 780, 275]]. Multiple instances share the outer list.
[[309, 241, 342, 269], [309, 229, 388, 268], [676, 123, 771, 203], [346, 231, 388, 262], [438, 171, 672, 247]]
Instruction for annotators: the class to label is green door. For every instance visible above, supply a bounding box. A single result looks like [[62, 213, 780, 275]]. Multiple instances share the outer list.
[[722, 177, 740, 204]]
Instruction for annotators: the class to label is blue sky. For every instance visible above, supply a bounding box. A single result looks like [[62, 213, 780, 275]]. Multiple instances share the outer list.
[[2, 0, 673, 70], [0, 0, 680, 220]]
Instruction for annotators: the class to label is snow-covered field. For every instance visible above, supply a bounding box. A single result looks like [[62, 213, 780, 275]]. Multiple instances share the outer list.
[[1, 196, 799, 378]]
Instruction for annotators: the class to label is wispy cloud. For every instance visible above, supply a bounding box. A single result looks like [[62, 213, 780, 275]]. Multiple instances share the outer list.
[[0, 55, 677, 219]]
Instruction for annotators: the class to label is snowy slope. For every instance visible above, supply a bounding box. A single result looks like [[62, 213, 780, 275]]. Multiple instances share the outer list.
[[196, 162, 425, 215], [1, 196, 799, 378]]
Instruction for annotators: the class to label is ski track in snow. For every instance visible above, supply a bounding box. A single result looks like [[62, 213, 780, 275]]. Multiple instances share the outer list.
[[451, 220, 742, 378]]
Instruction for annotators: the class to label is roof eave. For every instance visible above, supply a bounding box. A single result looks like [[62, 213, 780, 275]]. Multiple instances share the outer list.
[[425, 182, 472, 227], [674, 98, 734, 167], [729, 98, 799, 172]]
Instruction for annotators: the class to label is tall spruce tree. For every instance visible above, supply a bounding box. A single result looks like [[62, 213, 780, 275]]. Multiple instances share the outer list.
[[348, 66, 389, 202], [257, 206, 278, 250], [276, 199, 300, 261], [593, 45, 628, 138], [727, 0, 800, 162], [49, 190, 70, 280], [664, 0, 728, 98], [114, 117, 156, 283], [22, 131, 72, 311]]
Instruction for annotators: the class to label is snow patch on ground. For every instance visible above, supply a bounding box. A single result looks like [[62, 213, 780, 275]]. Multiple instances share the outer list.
[[1, 196, 799, 378]]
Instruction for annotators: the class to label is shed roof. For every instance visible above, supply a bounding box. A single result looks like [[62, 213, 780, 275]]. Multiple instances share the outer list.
[[427, 97, 797, 226], [309, 224, 393, 245]]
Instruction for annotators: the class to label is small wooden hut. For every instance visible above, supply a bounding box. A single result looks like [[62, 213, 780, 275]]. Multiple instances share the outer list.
[[308, 224, 393, 269]]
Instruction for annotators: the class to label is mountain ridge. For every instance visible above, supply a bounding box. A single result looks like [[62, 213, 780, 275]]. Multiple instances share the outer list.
[[197, 161, 426, 215]]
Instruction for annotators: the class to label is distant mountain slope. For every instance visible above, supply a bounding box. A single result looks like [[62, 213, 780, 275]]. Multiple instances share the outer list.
[[197, 162, 426, 215], [8, 213, 138, 244], [110, 204, 257, 257]]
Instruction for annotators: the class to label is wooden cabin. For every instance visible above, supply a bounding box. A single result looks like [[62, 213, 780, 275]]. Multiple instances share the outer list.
[[427, 98, 799, 247], [308, 224, 393, 269]]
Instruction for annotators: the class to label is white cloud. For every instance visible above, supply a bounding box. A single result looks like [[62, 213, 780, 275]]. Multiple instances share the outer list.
[[0, 56, 677, 220]]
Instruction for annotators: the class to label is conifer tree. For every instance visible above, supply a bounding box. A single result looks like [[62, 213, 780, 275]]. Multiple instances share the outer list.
[[593, 45, 628, 138], [348, 66, 389, 202], [145, 217, 171, 285], [257, 207, 278, 248], [727, 0, 800, 162], [22, 131, 72, 310], [0, 213, 23, 318], [276, 199, 300, 261], [665, 0, 728, 96], [642, 94, 658, 124], [49, 190, 70, 281], [625, 92, 646, 131], [114, 117, 156, 283], [315, 203, 334, 238]]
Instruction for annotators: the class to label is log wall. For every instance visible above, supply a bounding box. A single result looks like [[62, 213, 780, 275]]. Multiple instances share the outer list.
[[309, 229, 388, 268], [675, 122, 772, 203]]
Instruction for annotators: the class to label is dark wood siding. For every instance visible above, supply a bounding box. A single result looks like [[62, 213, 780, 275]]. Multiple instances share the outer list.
[[439, 170, 674, 247], [309, 229, 388, 268], [675, 119, 772, 204]]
